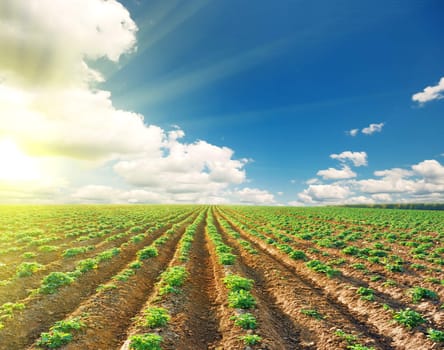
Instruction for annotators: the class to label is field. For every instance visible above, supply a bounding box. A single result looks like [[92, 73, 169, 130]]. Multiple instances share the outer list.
[[0, 205, 443, 350]]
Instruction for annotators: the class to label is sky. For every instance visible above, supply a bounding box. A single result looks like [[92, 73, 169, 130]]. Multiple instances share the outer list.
[[0, 0, 443, 205]]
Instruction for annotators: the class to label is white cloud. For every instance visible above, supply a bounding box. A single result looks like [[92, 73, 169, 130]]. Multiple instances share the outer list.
[[296, 158, 444, 205], [371, 193, 393, 202], [317, 165, 356, 180], [330, 151, 367, 167], [114, 134, 247, 190], [0, 0, 265, 205], [412, 77, 444, 104], [234, 187, 276, 205], [348, 128, 359, 137], [362, 122, 384, 135], [298, 184, 351, 202], [412, 159, 444, 184]]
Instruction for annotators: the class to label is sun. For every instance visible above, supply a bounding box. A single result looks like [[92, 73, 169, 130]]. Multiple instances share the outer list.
[[0, 138, 41, 181]]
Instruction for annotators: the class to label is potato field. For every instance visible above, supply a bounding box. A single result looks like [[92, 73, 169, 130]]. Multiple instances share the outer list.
[[0, 205, 443, 350]]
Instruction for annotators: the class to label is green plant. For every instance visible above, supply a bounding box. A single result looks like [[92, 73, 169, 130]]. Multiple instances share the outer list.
[[393, 308, 425, 329], [356, 287, 375, 301], [96, 283, 117, 292], [347, 345, 375, 350], [289, 250, 307, 260], [137, 246, 158, 260], [300, 308, 324, 320], [37, 317, 85, 349], [306, 260, 340, 278], [230, 312, 257, 329], [22, 252, 37, 259], [76, 258, 98, 273], [409, 287, 438, 303], [129, 333, 163, 350], [39, 272, 75, 294], [144, 307, 170, 328], [37, 330, 72, 348], [219, 252, 236, 265], [223, 275, 254, 292], [16, 262, 43, 277], [335, 329, 358, 344], [239, 334, 262, 345], [158, 266, 187, 295], [427, 328, 444, 343], [228, 290, 256, 309]]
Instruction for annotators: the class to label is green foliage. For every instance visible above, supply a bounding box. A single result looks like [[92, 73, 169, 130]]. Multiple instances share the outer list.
[[62, 246, 93, 258], [40, 272, 75, 294], [409, 287, 438, 303], [97, 247, 120, 261], [158, 266, 187, 295], [96, 283, 117, 292], [37, 330, 72, 349], [335, 329, 358, 344], [347, 345, 375, 350], [230, 312, 257, 329], [427, 328, 444, 343], [0, 302, 25, 320], [219, 252, 236, 265], [300, 308, 324, 320], [16, 262, 43, 277], [129, 333, 163, 350], [239, 334, 262, 345], [37, 317, 85, 349], [130, 261, 143, 269], [289, 250, 307, 260], [38, 245, 59, 252], [228, 290, 256, 309], [223, 275, 254, 292], [306, 260, 340, 278], [393, 308, 426, 329], [137, 246, 158, 260], [114, 268, 135, 282], [22, 251, 37, 259], [356, 287, 375, 301], [76, 258, 98, 273], [144, 307, 170, 328]]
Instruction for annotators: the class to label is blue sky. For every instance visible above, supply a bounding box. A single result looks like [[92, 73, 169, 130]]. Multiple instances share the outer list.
[[0, 0, 443, 204]]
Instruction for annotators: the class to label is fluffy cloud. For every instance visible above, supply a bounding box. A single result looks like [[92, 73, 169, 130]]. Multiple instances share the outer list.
[[233, 187, 276, 205], [412, 160, 444, 184], [0, 0, 264, 204], [296, 158, 444, 205], [362, 122, 384, 135], [330, 151, 367, 167], [347, 123, 384, 136], [412, 77, 444, 104], [0, 0, 149, 160], [298, 184, 351, 203], [317, 165, 356, 180], [348, 128, 359, 137], [113, 133, 247, 191]]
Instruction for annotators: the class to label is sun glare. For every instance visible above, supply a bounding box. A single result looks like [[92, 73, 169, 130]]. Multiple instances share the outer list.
[[0, 138, 41, 181]]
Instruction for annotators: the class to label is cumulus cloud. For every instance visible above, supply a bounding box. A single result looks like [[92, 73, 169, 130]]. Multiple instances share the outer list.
[[114, 132, 247, 191], [362, 122, 384, 135], [330, 151, 367, 167], [298, 184, 351, 203], [412, 77, 444, 104], [0, 0, 265, 204], [347, 123, 384, 136], [317, 165, 356, 180], [348, 128, 359, 137], [296, 158, 444, 205], [233, 187, 276, 205]]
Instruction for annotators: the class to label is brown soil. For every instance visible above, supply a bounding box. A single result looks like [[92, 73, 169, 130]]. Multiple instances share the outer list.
[[0, 212, 197, 350], [217, 208, 440, 350], [164, 215, 222, 349]]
